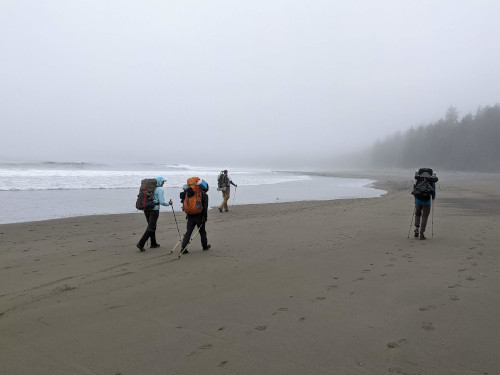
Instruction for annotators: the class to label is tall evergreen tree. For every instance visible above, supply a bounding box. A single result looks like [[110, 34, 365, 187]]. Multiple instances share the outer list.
[[370, 104, 500, 172]]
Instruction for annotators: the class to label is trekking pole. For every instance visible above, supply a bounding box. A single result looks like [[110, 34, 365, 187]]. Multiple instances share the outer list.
[[232, 186, 237, 207], [432, 200, 435, 238], [169, 205, 183, 254], [178, 225, 201, 258], [171, 205, 182, 241], [407, 206, 415, 239]]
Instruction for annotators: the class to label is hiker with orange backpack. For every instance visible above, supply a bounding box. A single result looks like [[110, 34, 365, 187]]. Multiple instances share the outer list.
[[179, 177, 210, 254]]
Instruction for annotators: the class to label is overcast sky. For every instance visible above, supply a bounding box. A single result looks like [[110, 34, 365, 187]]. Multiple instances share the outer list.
[[1, 1, 499, 168]]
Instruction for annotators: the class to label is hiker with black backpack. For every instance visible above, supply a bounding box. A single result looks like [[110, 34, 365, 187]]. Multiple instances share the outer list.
[[217, 169, 237, 212], [136, 176, 173, 252], [411, 169, 437, 240]]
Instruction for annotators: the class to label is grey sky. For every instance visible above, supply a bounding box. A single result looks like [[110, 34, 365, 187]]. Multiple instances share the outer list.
[[1, 1, 499, 167]]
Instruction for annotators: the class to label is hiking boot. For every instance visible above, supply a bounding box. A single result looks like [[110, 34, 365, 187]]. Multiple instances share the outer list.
[[136, 244, 146, 252], [203, 244, 211, 251], [150, 243, 160, 249], [420, 233, 426, 240], [218, 208, 223, 213], [414, 229, 419, 238]]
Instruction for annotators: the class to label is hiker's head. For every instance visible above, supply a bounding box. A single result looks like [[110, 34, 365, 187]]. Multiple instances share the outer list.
[[155, 176, 166, 186], [224, 170, 228, 174]]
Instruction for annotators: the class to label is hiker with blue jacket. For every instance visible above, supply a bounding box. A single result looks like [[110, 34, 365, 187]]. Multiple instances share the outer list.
[[412, 170, 436, 240], [136, 176, 173, 251]]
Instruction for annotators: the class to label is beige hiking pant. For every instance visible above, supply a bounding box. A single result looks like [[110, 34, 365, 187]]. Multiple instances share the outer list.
[[219, 188, 230, 211]]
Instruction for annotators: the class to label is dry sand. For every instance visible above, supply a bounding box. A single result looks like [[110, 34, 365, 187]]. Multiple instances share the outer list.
[[1, 171, 499, 374]]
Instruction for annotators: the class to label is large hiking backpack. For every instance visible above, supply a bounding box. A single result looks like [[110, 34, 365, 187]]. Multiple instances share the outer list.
[[183, 177, 206, 215], [217, 172, 229, 191], [412, 168, 437, 201], [412, 180, 434, 201], [136, 178, 158, 210], [414, 168, 439, 183]]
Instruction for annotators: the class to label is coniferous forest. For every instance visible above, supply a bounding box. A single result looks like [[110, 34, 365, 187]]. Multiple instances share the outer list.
[[370, 104, 500, 172]]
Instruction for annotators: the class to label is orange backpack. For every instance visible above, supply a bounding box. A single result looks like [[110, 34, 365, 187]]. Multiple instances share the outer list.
[[183, 177, 203, 215]]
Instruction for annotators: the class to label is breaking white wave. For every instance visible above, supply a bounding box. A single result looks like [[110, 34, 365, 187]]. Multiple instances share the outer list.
[[0, 162, 309, 191]]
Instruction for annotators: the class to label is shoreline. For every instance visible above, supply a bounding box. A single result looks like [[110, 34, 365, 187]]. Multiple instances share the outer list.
[[1, 173, 499, 374], [0, 172, 386, 225]]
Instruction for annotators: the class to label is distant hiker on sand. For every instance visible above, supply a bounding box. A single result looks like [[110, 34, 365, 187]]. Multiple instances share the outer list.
[[179, 177, 211, 254], [217, 169, 237, 212], [411, 169, 437, 240], [136, 176, 173, 251]]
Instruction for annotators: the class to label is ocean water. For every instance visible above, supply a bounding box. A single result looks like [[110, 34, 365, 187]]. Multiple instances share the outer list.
[[0, 162, 386, 224]]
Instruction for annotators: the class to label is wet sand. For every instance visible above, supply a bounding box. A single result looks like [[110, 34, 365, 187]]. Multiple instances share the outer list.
[[1, 171, 499, 374]]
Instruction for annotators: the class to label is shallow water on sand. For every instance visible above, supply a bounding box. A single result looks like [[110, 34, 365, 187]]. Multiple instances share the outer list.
[[0, 175, 385, 224]]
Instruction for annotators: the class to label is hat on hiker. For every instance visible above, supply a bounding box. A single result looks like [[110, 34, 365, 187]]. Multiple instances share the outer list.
[[419, 171, 432, 178]]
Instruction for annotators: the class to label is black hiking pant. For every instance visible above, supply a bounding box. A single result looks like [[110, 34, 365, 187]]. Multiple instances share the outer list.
[[414, 204, 431, 234], [138, 209, 160, 247], [181, 214, 208, 250]]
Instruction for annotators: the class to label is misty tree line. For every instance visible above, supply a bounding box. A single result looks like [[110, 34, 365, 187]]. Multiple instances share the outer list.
[[370, 104, 500, 172]]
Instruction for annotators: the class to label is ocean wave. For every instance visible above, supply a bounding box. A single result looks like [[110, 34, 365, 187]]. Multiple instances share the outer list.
[[0, 161, 106, 170], [0, 163, 315, 191]]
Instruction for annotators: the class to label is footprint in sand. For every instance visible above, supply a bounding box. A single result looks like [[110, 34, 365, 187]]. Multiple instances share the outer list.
[[313, 297, 326, 301], [272, 307, 288, 315], [255, 325, 267, 331], [218, 361, 228, 367], [387, 339, 408, 348], [449, 295, 460, 301], [465, 276, 475, 281], [448, 283, 463, 289], [53, 284, 76, 294], [419, 305, 436, 311], [188, 344, 213, 356], [422, 322, 435, 331], [326, 285, 338, 291]]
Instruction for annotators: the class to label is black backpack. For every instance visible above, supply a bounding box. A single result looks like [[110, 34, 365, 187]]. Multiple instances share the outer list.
[[412, 180, 434, 201], [136, 179, 158, 210], [415, 168, 439, 183], [217, 172, 229, 190]]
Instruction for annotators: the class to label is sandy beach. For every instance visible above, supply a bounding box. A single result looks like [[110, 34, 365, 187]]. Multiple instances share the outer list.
[[1, 171, 499, 375]]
